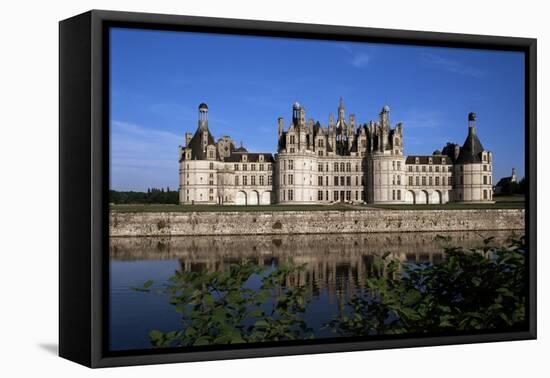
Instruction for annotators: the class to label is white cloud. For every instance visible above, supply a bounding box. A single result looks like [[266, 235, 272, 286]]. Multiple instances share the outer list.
[[110, 120, 181, 190], [338, 44, 371, 69], [419, 53, 486, 78], [351, 52, 371, 68]]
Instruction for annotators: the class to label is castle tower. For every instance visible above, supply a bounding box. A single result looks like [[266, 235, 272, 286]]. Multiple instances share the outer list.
[[453, 112, 493, 202], [366, 105, 406, 204]]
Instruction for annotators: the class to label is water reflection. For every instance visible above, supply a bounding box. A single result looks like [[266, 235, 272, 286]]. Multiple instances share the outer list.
[[110, 231, 517, 309]]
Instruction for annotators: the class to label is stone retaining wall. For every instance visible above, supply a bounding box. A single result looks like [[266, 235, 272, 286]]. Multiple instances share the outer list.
[[110, 209, 525, 237]]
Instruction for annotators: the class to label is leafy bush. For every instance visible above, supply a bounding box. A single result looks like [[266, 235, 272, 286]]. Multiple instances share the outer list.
[[327, 236, 526, 336], [134, 236, 526, 347], [135, 262, 312, 347]]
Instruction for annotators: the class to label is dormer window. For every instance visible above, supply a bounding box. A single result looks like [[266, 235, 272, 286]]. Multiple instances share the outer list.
[[242, 155, 247, 162], [259, 155, 264, 162], [428, 157, 433, 164], [442, 157, 446, 164], [415, 157, 419, 164]]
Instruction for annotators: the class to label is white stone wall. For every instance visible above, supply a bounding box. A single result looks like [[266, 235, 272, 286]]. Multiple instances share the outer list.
[[179, 159, 274, 205], [454, 161, 494, 202], [277, 151, 365, 204], [403, 163, 453, 204], [367, 152, 406, 203]]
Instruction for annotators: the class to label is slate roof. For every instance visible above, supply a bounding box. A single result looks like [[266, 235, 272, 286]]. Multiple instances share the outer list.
[[456, 126, 485, 164], [224, 152, 275, 163], [405, 155, 453, 165], [184, 126, 217, 161]]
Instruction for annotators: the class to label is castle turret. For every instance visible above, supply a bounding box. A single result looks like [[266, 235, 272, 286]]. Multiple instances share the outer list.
[[453, 112, 493, 202]]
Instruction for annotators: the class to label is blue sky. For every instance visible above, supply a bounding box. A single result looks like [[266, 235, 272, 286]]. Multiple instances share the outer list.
[[110, 27, 525, 191]]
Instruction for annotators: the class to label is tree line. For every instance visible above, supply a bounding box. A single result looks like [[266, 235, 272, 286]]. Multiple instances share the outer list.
[[497, 177, 526, 196], [110, 187, 178, 204]]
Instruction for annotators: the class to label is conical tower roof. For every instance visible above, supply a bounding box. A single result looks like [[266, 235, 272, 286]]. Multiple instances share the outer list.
[[456, 126, 484, 164]]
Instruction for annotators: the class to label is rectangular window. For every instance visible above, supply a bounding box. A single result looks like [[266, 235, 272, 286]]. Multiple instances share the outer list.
[[435, 166, 440, 172], [355, 191, 359, 201], [318, 176, 323, 186], [435, 177, 440, 186], [326, 176, 329, 186], [397, 176, 401, 185], [259, 164, 264, 171], [422, 166, 426, 172], [483, 176, 487, 184], [422, 177, 426, 186], [408, 166, 413, 172], [397, 190, 401, 200], [243, 176, 247, 185], [259, 176, 265, 186], [409, 176, 413, 186], [251, 176, 256, 186], [234, 164, 239, 171], [334, 163, 339, 172], [288, 189, 293, 201], [209, 162, 214, 170], [334, 191, 339, 201], [429, 176, 433, 186], [318, 191, 323, 201], [268, 176, 272, 185], [340, 176, 345, 186], [355, 176, 359, 186], [243, 164, 247, 171], [289, 160, 294, 170], [416, 166, 420, 172], [392, 190, 396, 200], [251, 164, 256, 171], [346, 191, 351, 201], [318, 164, 323, 172], [416, 176, 420, 186], [346, 176, 351, 186], [483, 189, 488, 199], [334, 176, 339, 186], [397, 161, 401, 170], [235, 176, 239, 186], [288, 174, 293, 185]]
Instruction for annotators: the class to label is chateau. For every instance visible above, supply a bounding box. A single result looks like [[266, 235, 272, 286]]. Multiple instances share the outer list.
[[178, 100, 494, 205]]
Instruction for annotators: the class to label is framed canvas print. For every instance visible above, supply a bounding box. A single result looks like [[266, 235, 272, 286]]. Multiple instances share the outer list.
[[59, 10, 537, 368]]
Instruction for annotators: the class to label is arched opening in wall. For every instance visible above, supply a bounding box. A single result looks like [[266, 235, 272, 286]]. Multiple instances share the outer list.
[[404, 190, 415, 204], [261, 191, 272, 205], [417, 190, 428, 204], [249, 190, 259, 205], [236, 191, 247, 205], [432, 190, 442, 204]]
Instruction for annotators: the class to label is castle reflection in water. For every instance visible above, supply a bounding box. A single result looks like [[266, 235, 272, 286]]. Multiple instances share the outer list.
[[110, 231, 519, 310]]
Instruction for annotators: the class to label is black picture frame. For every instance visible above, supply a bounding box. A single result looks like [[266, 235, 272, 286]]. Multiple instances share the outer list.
[[59, 9, 537, 368]]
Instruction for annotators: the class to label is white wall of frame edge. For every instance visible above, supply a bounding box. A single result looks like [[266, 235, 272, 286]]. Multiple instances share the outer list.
[[0, 0, 546, 377]]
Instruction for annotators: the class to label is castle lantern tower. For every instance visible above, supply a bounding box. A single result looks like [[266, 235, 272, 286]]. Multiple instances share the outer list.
[[338, 97, 345, 122], [198, 102, 208, 129]]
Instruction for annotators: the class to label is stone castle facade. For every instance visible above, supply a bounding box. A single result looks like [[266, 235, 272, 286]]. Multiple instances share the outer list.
[[178, 100, 494, 205]]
